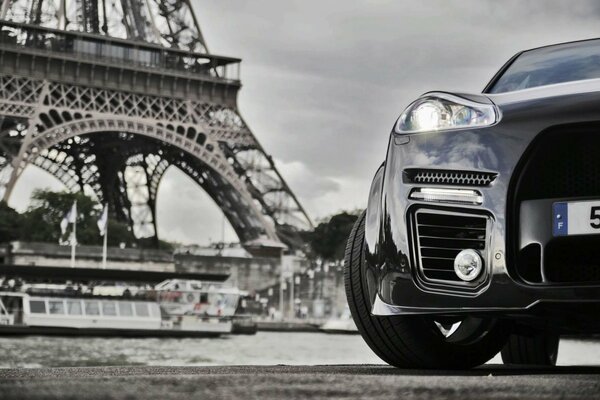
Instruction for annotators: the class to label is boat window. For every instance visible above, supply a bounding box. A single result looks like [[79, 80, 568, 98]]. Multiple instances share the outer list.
[[149, 304, 161, 318], [102, 302, 117, 316], [84, 301, 100, 316], [200, 293, 208, 303], [29, 300, 46, 314], [118, 302, 133, 317], [222, 294, 239, 308], [134, 303, 149, 317], [67, 300, 82, 315], [48, 300, 65, 314]]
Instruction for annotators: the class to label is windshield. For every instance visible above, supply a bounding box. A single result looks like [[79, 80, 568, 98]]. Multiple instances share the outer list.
[[488, 39, 600, 93]]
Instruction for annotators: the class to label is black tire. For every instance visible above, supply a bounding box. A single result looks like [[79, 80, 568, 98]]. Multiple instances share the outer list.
[[344, 211, 509, 369], [501, 331, 559, 366]]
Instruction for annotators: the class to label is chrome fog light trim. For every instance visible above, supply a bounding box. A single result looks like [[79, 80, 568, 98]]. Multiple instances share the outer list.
[[454, 249, 483, 282], [409, 187, 483, 205]]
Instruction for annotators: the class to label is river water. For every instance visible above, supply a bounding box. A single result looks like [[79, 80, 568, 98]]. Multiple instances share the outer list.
[[1, 333, 600, 368]]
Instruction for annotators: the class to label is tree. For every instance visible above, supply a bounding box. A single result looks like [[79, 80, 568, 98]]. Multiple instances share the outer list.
[[0, 189, 184, 251], [305, 211, 360, 263], [103, 217, 137, 248], [17, 189, 137, 247], [0, 201, 23, 242], [21, 190, 95, 244]]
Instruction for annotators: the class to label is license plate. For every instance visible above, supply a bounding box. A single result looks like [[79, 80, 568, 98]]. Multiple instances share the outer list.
[[553, 200, 600, 236]]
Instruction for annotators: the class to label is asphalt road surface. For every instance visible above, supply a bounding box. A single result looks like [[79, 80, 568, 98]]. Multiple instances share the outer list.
[[1, 365, 599, 399]]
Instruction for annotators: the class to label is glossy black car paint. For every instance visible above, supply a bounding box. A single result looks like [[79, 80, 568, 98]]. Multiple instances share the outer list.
[[366, 80, 600, 330]]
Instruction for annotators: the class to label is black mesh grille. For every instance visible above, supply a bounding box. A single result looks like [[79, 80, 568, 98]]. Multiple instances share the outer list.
[[515, 125, 600, 284], [517, 127, 600, 201], [414, 211, 487, 283], [406, 169, 496, 186], [545, 237, 600, 283]]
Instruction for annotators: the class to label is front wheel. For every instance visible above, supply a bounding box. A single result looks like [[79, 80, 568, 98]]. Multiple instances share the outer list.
[[344, 211, 509, 369], [501, 331, 560, 366]]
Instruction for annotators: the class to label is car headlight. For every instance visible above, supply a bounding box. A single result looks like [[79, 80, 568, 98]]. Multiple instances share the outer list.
[[395, 92, 499, 134]]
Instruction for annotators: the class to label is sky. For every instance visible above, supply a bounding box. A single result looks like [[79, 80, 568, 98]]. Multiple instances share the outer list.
[[10, 0, 600, 245]]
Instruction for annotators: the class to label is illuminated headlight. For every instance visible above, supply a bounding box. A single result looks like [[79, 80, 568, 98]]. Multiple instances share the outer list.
[[395, 92, 499, 134], [409, 188, 483, 205], [454, 249, 483, 282]]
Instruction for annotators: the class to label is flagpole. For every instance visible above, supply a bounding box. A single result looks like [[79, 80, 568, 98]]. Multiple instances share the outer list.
[[70, 200, 77, 268], [102, 216, 108, 269]]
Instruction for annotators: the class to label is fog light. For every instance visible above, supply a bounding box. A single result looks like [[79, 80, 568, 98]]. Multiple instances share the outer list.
[[453, 249, 483, 282]]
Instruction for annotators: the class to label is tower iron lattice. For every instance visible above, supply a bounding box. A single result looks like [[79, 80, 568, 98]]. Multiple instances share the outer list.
[[0, 1, 312, 250]]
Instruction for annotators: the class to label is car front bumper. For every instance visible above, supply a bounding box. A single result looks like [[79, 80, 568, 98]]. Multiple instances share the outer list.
[[367, 90, 600, 317]]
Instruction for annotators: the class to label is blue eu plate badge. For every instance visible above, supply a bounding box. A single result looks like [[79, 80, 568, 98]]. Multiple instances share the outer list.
[[553, 202, 568, 236]]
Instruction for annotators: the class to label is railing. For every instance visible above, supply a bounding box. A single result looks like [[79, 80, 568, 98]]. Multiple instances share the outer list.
[[9, 241, 174, 262], [0, 21, 241, 82]]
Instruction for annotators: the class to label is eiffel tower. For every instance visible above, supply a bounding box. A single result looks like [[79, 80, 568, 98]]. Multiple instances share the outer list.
[[0, 0, 312, 250]]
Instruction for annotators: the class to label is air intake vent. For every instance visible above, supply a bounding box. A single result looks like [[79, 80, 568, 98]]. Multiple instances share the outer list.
[[406, 169, 496, 186], [413, 210, 488, 285]]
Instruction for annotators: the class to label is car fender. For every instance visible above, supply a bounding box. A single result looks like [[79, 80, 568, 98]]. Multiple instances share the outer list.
[[365, 162, 385, 259]]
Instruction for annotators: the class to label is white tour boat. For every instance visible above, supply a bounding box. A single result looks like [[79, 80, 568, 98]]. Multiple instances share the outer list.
[[0, 279, 244, 337]]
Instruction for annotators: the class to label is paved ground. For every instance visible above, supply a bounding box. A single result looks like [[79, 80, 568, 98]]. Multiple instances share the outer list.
[[1, 364, 599, 399]]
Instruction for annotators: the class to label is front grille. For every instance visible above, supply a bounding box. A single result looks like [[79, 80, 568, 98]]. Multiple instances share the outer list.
[[405, 169, 496, 186], [413, 210, 488, 285], [515, 125, 600, 284], [545, 237, 600, 283], [516, 127, 600, 201]]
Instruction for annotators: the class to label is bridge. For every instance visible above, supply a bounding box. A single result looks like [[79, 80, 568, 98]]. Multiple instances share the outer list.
[[0, 241, 296, 291], [0, 0, 312, 251]]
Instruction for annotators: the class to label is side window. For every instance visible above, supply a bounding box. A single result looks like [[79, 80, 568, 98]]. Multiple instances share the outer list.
[[118, 302, 133, 317], [67, 301, 82, 315], [29, 300, 46, 314], [200, 293, 209, 303], [102, 302, 117, 316], [149, 304, 161, 318], [134, 303, 149, 317], [48, 300, 65, 314], [85, 301, 100, 316]]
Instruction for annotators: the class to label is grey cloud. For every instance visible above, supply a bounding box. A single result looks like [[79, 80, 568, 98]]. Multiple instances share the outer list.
[[194, 0, 600, 225]]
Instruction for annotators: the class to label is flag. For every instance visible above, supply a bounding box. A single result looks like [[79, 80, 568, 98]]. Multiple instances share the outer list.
[[60, 201, 77, 235], [97, 203, 108, 236]]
